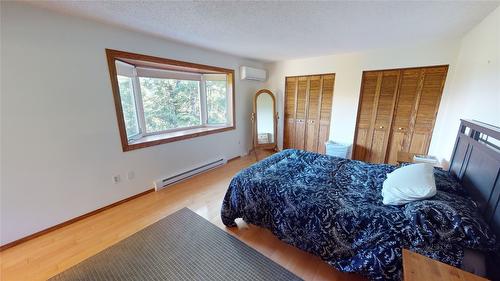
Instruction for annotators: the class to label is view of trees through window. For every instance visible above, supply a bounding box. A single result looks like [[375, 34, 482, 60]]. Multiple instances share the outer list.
[[140, 77, 202, 133], [110, 51, 236, 150], [206, 80, 228, 124], [117, 75, 140, 139], [115, 63, 230, 142]]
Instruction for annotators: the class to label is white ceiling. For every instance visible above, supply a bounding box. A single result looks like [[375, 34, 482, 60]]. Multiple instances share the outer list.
[[30, 1, 500, 62]]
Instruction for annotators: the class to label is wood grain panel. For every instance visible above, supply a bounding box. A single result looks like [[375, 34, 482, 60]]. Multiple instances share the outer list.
[[284, 74, 335, 154], [319, 75, 334, 123], [403, 249, 487, 281], [369, 129, 387, 163], [317, 74, 335, 154], [356, 73, 378, 128], [285, 77, 297, 119], [295, 77, 308, 120], [354, 72, 379, 161], [294, 120, 306, 150], [317, 121, 330, 154], [284, 78, 297, 149], [307, 76, 321, 121], [284, 119, 295, 149], [353, 128, 368, 160], [391, 69, 420, 130], [414, 67, 447, 130], [408, 132, 430, 154], [374, 71, 399, 130], [409, 66, 448, 155], [386, 69, 420, 163], [368, 70, 399, 163], [293, 77, 309, 149], [305, 76, 321, 152], [354, 65, 447, 164], [386, 131, 405, 164], [306, 122, 319, 152]]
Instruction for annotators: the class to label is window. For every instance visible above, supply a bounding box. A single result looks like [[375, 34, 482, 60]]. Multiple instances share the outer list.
[[107, 49, 235, 151], [205, 75, 228, 125], [117, 75, 140, 139], [139, 77, 201, 133]]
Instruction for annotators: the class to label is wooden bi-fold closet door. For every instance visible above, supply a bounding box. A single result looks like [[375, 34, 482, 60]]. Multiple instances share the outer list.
[[353, 70, 401, 163], [284, 74, 335, 154], [354, 65, 448, 164]]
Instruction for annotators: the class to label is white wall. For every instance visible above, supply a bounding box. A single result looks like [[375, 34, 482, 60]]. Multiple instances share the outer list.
[[266, 6, 500, 163], [0, 2, 265, 245], [431, 7, 500, 164], [265, 41, 462, 157]]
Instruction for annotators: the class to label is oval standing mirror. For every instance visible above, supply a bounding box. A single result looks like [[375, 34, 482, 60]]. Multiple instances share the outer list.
[[252, 89, 277, 156]]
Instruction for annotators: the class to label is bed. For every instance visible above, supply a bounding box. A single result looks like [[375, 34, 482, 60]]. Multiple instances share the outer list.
[[221, 120, 500, 280]]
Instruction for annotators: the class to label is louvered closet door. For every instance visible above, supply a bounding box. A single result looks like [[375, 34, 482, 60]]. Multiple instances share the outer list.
[[317, 74, 335, 154], [283, 74, 335, 153], [354, 72, 379, 161], [355, 65, 448, 164], [386, 69, 422, 164], [304, 76, 321, 152], [294, 77, 309, 150], [408, 66, 448, 154], [284, 77, 297, 149], [368, 70, 400, 163]]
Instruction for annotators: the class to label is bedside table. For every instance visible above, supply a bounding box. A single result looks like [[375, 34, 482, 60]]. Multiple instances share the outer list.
[[403, 249, 488, 281]]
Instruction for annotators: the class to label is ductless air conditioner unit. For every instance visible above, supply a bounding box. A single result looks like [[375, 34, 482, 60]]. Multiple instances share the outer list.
[[240, 66, 267, 82]]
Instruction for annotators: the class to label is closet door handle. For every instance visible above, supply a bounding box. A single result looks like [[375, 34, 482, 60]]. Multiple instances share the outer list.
[[398, 127, 405, 131], [379, 126, 384, 129]]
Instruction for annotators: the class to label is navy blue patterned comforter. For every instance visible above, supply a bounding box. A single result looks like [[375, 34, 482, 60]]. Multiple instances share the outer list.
[[221, 149, 497, 280]]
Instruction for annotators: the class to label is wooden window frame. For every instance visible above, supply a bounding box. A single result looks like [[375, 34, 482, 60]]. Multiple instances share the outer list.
[[105, 49, 236, 152]]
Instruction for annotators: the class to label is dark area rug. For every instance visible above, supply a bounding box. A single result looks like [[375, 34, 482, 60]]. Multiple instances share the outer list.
[[49, 207, 302, 281]]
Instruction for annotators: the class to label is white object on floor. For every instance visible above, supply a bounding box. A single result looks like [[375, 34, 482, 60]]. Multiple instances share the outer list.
[[325, 141, 351, 158], [235, 218, 249, 229], [381, 163, 437, 205]]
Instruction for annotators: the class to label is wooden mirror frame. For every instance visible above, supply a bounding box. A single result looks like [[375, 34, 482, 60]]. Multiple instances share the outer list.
[[252, 89, 278, 151]]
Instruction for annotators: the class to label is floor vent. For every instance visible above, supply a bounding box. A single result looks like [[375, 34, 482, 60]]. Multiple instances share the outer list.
[[154, 158, 226, 191]]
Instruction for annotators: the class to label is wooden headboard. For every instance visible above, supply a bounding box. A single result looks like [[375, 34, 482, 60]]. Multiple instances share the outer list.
[[448, 119, 500, 279]]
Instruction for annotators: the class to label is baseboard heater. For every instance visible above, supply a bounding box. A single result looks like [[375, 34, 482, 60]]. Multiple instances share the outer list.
[[154, 158, 227, 191]]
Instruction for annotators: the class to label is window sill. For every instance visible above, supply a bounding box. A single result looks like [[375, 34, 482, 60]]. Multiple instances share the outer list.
[[123, 125, 234, 151]]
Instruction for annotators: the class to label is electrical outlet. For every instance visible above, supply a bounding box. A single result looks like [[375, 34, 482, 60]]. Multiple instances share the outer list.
[[112, 175, 121, 184], [127, 171, 135, 180]]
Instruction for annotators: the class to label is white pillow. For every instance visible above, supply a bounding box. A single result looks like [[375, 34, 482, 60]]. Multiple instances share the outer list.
[[381, 163, 437, 205]]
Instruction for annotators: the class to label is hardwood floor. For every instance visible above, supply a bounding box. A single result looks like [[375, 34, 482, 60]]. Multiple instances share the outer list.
[[0, 154, 366, 281]]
